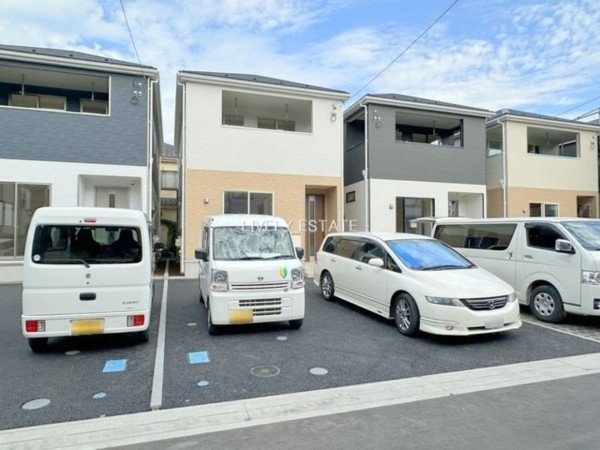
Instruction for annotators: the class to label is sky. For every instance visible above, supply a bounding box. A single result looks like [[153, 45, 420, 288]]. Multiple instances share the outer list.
[[2, 0, 599, 144]]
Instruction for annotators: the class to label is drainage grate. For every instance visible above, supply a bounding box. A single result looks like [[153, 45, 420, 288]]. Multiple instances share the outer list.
[[250, 365, 280, 378]]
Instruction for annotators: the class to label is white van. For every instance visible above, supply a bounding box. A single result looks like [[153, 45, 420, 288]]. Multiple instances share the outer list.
[[195, 214, 305, 334], [22, 207, 153, 352], [431, 217, 600, 323]]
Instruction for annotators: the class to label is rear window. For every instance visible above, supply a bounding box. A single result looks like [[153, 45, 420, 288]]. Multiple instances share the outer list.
[[435, 223, 517, 250], [31, 225, 142, 264]]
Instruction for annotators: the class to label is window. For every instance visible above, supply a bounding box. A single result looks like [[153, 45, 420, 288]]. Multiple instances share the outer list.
[[161, 171, 178, 190], [223, 114, 244, 126], [527, 127, 579, 157], [0, 182, 50, 259], [81, 99, 108, 114], [487, 140, 503, 157], [9, 93, 65, 111], [346, 191, 356, 203], [526, 225, 563, 250], [335, 238, 361, 259], [530, 203, 558, 217], [434, 223, 517, 251], [224, 191, 273, 215], [396, 111, 463, 147], [257, 117, 277, 130]]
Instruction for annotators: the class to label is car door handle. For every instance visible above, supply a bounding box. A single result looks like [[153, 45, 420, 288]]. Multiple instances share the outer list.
[[330, 258, 336, 262], [355, 265, 362, 270], [524, 254, 533, 259]]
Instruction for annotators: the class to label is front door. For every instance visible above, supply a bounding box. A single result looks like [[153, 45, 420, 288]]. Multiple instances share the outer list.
[[96, 188, 129, 208], [305, 194, 325, 260]]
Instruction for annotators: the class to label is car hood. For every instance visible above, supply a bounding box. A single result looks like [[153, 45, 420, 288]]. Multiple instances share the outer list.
[[411, 266, 514, 298]]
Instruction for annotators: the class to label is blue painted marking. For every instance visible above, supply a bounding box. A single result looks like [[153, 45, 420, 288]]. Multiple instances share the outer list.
[[103, 359, 128, 373], [197, 380, 209, 387], [188, 351, 210, 364]]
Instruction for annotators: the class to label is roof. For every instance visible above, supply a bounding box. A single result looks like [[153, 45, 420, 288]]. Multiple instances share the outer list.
[[0, 44, 157, 75], [345, 93, 492, 118], [324, 231, 432, 241], [488, 108, 600, 129], [204, 214, 289, 228], [178, 71, 349, 95]]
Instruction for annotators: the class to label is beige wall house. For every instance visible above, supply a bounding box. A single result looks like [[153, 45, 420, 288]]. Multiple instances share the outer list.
[[158, 143, 179, 252], [486, 109, 600, 218], [174, 72, 349, 277]]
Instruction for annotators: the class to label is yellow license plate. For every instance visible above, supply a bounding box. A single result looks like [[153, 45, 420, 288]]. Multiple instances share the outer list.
[[71, 319, 105, 335], [229, 310, 253, 324]]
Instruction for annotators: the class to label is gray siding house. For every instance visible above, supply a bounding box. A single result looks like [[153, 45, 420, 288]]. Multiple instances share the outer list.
[[344, 94, 492, 234], [0, 45, 163, 282]]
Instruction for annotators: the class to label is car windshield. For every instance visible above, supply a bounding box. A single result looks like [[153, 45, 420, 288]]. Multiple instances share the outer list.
[[213, 226, 295, 260], [561, 220, 600, 250], [386, 238, 474, 270]]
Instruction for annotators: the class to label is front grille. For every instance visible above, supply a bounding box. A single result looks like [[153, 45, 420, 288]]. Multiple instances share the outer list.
[[460, 296, 508, 311], [239, 298, 282, 308], [231, 281, 289, 291], [253, 307, 282, 316]]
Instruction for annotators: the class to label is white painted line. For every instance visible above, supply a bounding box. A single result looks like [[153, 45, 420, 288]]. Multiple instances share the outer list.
[[149, 274, 168, 411], [522, 317, 600, 344], [4, 352, 600, 450]]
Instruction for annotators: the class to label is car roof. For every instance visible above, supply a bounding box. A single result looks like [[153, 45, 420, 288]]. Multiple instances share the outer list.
[[325, 231, 433, 242]]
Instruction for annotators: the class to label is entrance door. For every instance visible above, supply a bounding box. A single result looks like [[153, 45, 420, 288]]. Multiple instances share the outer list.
[[305, 195, 325, 260], [396, 197, 434, 234], [96, 188, 129, 208]]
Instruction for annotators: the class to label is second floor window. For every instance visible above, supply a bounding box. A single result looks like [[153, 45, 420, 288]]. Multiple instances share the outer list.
[[396, 111, 463, 147]]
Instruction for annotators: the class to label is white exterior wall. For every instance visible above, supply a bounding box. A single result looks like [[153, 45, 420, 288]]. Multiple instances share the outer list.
[[184, 83, 344, 177], [369, 179, 486, 233], [344, 181, 366, 231], [506, 122, 598, 190], [0, 159, 147, 284]]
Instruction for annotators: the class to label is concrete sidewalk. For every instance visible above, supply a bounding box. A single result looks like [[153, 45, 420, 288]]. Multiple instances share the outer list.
[[3, 352, 600, 449]]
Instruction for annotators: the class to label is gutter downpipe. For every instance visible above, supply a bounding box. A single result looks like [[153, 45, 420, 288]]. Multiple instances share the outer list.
[[360, 102, 370, 231], [177, 79, 187, 275], [501, 119, 507, 217], [147, 77, 154, 226]]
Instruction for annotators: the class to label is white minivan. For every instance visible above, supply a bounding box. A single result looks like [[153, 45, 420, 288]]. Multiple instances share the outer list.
[[431, 217, 600, 323], [313, 231, 521, 337], [22, 207, 153, 352], [195, 214, 305, 334]]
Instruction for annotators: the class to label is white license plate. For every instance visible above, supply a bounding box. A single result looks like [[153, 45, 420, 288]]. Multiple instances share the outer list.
[[485, 317, 504, 329]]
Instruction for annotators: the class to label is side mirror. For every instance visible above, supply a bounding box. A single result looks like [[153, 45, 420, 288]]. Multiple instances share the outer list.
[[368, 257, 384, 268], [195, 249, 208, 261], [555, 239, 575, 254], [295, 247, 305, 260], [153, 242, 164, 252]]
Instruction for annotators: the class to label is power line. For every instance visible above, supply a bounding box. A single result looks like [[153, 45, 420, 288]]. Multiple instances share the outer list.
[[347, 0, 460, 103], [120, 0, 145, 76], [558, 95, 600, 117]]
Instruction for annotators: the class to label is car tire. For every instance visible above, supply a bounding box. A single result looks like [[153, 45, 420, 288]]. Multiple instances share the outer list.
[[320, 271, 335, 301], [393, 293, 420, 336], [137, 328, 150, 343], [530, 285, 566, 323], [289, 318, 303, 329], [207, 301, 219, 336], [28, 337, 48, 353]]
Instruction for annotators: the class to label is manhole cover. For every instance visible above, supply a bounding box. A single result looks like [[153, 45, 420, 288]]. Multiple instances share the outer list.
[[250, 365, 280, 377]]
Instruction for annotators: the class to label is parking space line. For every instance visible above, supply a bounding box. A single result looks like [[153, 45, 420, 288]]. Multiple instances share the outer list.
[[149, 276, 168, 411], [5, 352, 600, 449], [521, 317, 600, 344]]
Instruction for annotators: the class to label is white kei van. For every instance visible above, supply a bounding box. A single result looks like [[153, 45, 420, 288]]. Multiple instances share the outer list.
[[195, 214, 305, 335], [431, 217, 600, 323], [22, 207, 153, 352]]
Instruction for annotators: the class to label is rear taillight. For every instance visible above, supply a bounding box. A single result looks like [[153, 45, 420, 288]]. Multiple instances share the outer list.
[[127, 315, 145, 327], [26, 320, 45, 332]]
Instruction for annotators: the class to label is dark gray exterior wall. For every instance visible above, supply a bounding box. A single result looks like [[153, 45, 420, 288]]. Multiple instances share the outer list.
[[0, 69, 148, 166], [344, 113, 366, 186], [365, 105, 487, 185]]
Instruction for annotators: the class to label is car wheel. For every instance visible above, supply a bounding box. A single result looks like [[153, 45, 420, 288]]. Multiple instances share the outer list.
[[289, 318, 303, 329], [393, 293, 420, 336], [320, 271, 335, 301], [530, 285, 566, 323], [207, 301, 219, 335], [28, 337, 48, 353]]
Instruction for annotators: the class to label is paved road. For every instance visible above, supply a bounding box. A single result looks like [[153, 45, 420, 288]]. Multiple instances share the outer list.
[[3, 276, 600, 448]]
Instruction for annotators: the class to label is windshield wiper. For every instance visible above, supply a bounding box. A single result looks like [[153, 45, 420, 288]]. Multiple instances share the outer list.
[[237, 256, 264, 260], [421, 264, 467, 271], [264, 255, 296, 260]]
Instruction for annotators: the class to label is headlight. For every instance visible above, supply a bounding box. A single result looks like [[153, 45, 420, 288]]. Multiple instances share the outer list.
[[210, 269, 229, 292], [291, 267, 305, 289], [582, 271, 600, 285], [507, 292, 517, 303], [425, 296, 464, 307]]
